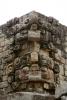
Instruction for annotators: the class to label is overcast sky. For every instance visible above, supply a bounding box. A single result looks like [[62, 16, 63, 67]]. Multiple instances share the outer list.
[[0, 0, 67, 26]]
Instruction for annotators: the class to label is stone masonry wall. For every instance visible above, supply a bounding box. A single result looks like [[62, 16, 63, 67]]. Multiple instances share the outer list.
[[0, 11, 67, 99]]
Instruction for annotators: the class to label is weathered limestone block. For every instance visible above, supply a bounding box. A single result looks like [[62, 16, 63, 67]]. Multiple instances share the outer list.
[[59, 64, 64, 75], [28, 70, 41, 80], [28, 30, 40, 41], [31, 52, 38, 62], [0, 92, 55, 100], [55, 81, 67, 98], [33, 42, 40, 52], [29, 64, 41, 80]]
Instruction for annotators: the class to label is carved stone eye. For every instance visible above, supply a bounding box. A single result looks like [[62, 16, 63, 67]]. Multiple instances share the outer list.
[[6, 63, 13, 74]]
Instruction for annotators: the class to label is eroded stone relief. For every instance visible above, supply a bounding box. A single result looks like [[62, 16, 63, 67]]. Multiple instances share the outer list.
[[0, 11, 67, 99]]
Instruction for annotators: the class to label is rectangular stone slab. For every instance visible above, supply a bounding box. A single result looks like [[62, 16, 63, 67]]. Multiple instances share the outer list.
[[0, 92, 55, 100], [31, 52, 38, 62], [28, 30, 40, 41]]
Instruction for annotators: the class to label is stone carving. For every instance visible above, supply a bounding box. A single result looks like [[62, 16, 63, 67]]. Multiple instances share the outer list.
[[0, 11, 67, 99], [28, 24, 40, 41]]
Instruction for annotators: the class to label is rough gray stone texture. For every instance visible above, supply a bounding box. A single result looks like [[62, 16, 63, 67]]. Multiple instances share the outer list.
[[0, 11, 67, 99], [0, 11, 67, 49], [55, 81, 67, 98]]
